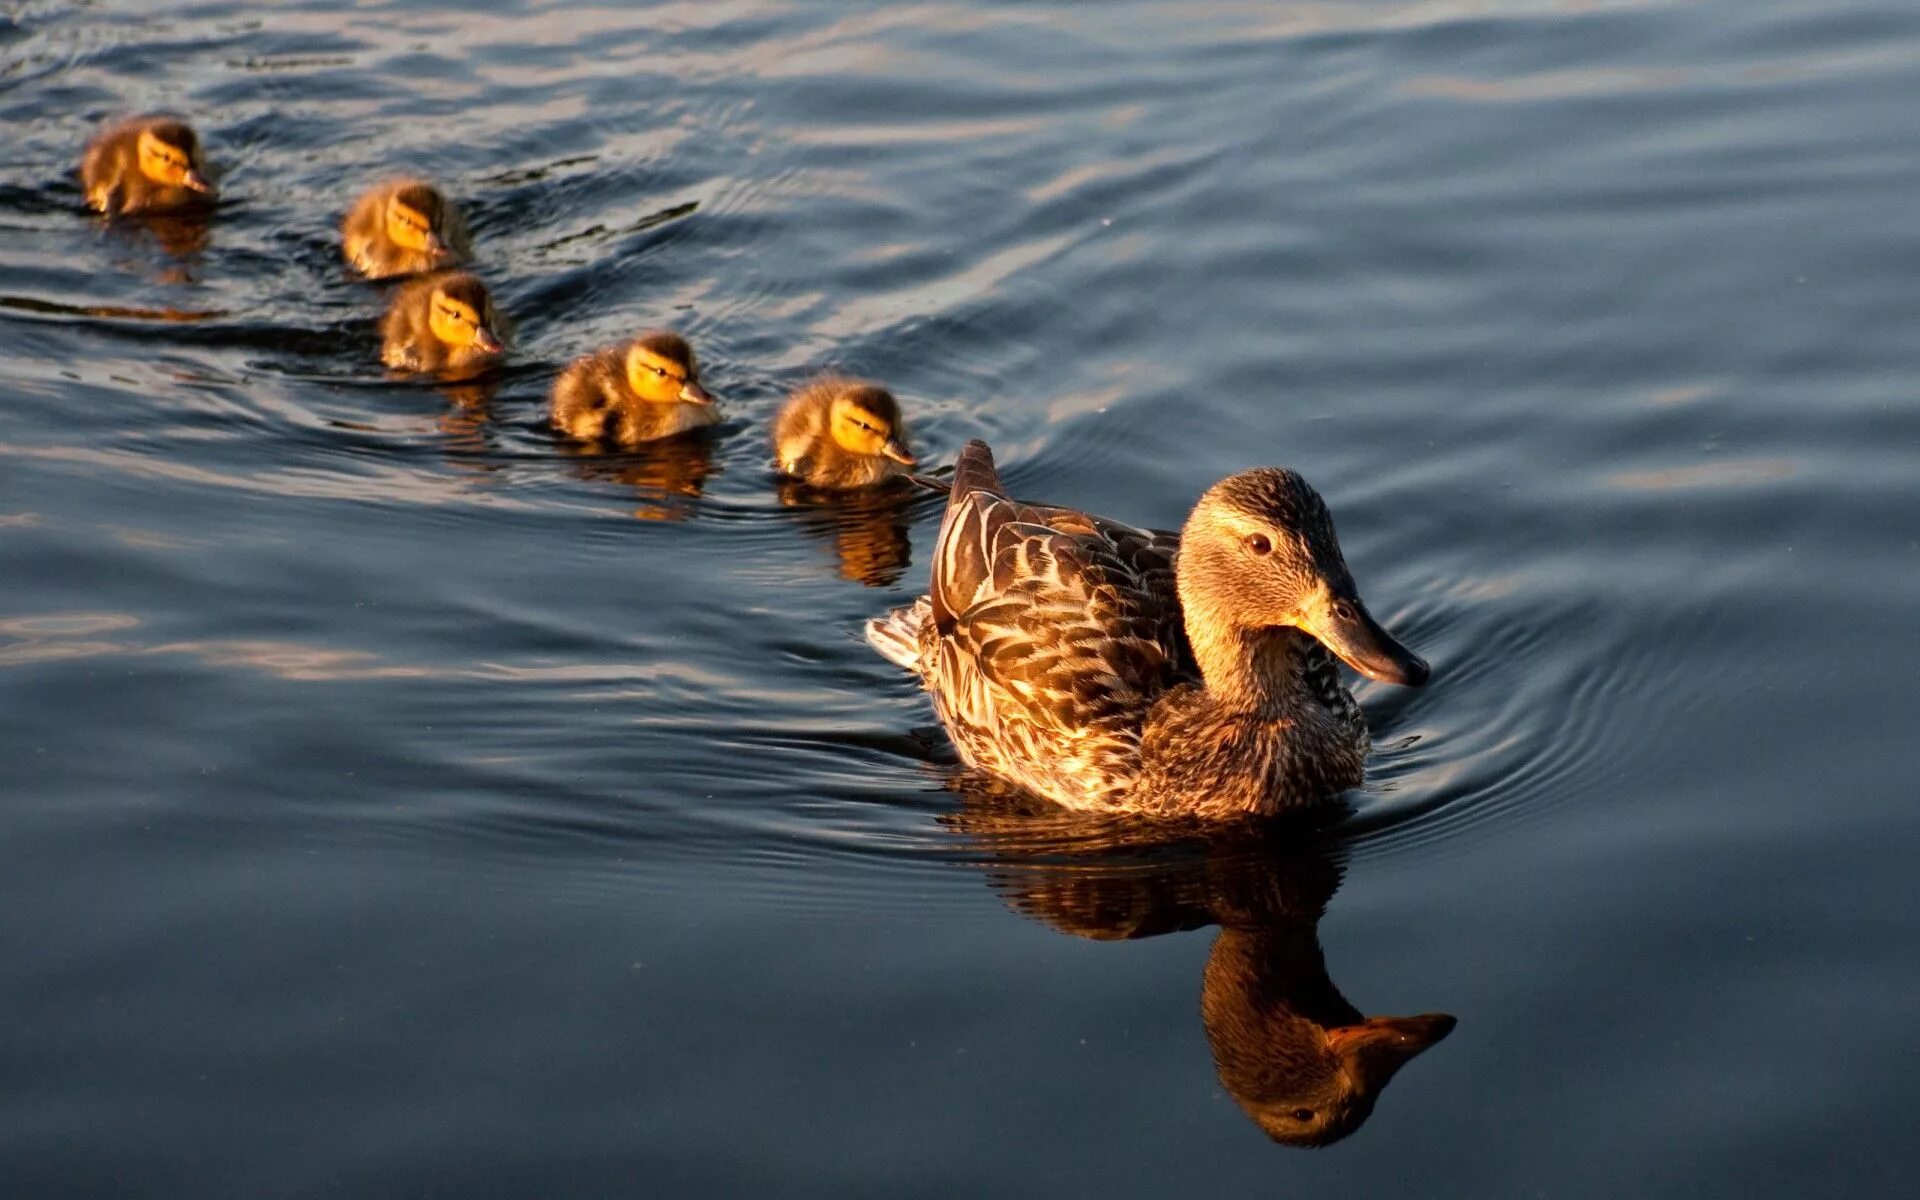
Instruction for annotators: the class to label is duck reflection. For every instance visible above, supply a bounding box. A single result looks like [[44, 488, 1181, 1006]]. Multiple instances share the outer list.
[[949, 801, 1455, 1147], [433, 377, 504, 459], [103, 210, 214, 283], [566, 435, 717, 522], [775, 478, 916, 587]]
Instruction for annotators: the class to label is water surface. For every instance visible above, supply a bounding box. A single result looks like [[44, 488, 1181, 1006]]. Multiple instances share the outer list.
[[4, 0, 1918, 1194]]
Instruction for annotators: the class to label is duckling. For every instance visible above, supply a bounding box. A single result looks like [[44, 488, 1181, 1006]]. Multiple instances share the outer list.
[[342, 178, 472, 280], [550, 331, 717, 445], [773, 377, 917, 489], [80, 116, 216, 215], [867, 439, 1430, 820], [379, 271, 508, 375]]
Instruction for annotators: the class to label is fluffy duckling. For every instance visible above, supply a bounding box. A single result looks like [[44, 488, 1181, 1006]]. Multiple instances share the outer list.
[[80, 116, 216, 215], [342, 178, 472, 280], [550, 331, 718, 445], [773, 377, 917, 489], [379, 271, 508, 374]]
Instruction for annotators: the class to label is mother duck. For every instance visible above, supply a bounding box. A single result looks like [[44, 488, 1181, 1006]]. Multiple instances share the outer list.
[[867, 440, 1429, 820]]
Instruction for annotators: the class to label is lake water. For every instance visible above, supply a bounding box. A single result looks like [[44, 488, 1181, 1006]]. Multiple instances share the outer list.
[[4, 0, 1918, 1194]]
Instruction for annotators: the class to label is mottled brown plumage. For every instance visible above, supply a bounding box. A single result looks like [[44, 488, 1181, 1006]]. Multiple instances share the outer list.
[[342, 178, 473, 280], [81, 116, 216, 215], [868, 440, 1429, 819], [773, 377, 917, 489], [378, 271, 508, 375], [550, 331, 717, 446]]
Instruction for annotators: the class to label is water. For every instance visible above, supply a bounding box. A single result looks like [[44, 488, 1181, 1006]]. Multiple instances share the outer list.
[[3, 0, 1918, 1193]]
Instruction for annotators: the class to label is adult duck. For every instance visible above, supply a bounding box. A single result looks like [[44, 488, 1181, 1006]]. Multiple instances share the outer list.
[[867, 440, 1428, 819]]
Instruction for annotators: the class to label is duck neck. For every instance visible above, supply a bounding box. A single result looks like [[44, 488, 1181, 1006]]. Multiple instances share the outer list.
[[1187, 620, 1311, 716]]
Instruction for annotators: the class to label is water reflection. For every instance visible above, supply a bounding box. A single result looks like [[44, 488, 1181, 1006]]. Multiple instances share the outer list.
[[566, 436, 718, 522], [774, 478, 916, 587], [102, 210, 214, 283], [434, 378, 504, 460], [951, 801, 1456, 1147]]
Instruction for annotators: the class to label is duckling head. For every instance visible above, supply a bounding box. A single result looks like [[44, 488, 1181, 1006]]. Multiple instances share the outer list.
[[1177, 469, 1428, 687], [828, 385, 915, 466], [426, 275, 504, 355], [385, 182, 453, 258], [136, 121, 213, 195], [624, 331, 714, 406]]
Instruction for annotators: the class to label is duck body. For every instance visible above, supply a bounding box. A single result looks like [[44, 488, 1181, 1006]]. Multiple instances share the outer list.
[[379, 271, 508, 375], [774, 377, 917, 489], [343, 178, 472, 280], [81, 116, 216, 216], [550, 332, 717, 446], [868, 440, 1428, 820]]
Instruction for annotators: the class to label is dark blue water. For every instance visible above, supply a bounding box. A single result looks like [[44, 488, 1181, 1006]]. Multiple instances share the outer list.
[[4, 0, 1918, 1194]]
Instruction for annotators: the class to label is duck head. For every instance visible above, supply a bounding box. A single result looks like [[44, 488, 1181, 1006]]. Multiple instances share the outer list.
[[425, 274, 505, 356], [386, 182, 455, 259], [1176, 469, 1428, 687], [136, 121, 214, 195], [828, 385, 916, 467], [1207, 973, 1456, 1148], [624, 331, 714, 406]]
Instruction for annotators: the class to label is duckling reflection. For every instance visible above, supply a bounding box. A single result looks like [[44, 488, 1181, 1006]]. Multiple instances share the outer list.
[[775, 478, 916, 587], [102, 211, 213, 277], [565, 437, 716, 522], [433, 378, 505, 458], [950, 804, 1456, 1147]]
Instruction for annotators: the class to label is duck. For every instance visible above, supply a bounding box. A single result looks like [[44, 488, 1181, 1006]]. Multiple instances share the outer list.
[[866, 439, 1430, 820], [773, 377, 917, 489], [80, 115, 216, 215], [341, 178, 472, 280], [378, 271, 508, 375], [549, 331, 717, 445]]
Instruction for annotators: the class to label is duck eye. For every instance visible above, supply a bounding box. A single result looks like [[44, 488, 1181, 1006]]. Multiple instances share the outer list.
[[1246, 533, 1272, 556], [1291, 1108, 1314, 1122]]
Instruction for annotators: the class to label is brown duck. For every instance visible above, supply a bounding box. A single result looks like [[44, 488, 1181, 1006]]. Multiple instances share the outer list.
[[81, 116, 216, 215], [869, 439, 1429, 819]]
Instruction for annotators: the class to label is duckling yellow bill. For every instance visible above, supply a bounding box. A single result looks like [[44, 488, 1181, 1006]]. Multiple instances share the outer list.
[[867, 440, 1428, 820]]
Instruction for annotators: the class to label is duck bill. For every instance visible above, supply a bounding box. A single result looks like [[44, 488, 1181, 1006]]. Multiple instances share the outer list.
[[881, 438, 918, 467], [182, 169, 215, 194], [1303, 593, 1430, 686], [424, 230, 450, 257], [471, 327, 504, 355], [1328, 1013, 1457, 1092], [679, 380, 716, 406]]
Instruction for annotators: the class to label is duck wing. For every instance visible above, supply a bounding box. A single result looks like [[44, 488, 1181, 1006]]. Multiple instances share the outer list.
[[924, 441, 1189, 806]]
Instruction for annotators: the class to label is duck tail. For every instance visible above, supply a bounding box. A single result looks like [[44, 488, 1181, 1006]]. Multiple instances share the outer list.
[[948, 439, 1007, 501], [865, 598, 930, 673]]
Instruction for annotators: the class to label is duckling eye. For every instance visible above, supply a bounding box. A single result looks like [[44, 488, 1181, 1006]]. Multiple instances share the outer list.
[[1291, 1108, 1315, 1122], [1245, 533, 1273, 556]]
